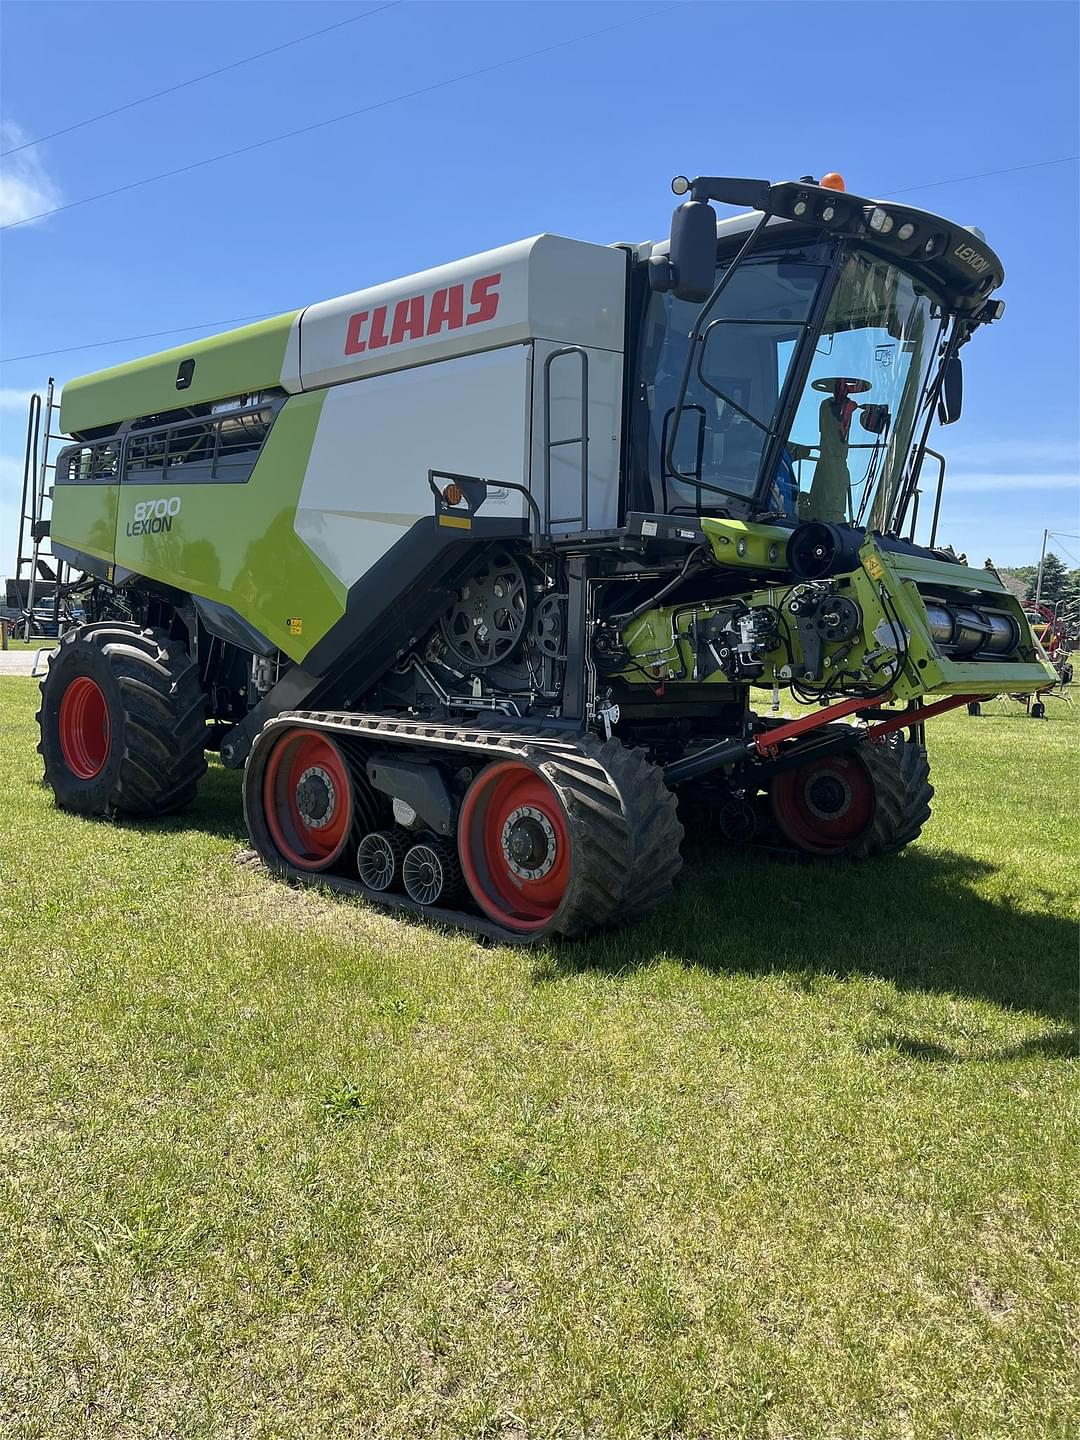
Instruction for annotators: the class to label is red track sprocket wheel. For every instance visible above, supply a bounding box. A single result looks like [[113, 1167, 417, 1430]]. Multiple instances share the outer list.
[[770, 750, 876, 854], [458, 760, 572, 932]]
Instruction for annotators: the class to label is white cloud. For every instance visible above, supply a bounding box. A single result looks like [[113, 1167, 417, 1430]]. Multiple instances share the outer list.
[[0, 119, 61, 227], [946, 471, 1080, 494], [947, 436, 1080, 471], [0, 388, 35, 413], [0, 452, 22, 491], [0, 454, 27, 574]]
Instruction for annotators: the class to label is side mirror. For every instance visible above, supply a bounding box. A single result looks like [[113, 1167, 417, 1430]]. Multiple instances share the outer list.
[[663, 200, 717, 303], [938, 355, 963, 425]]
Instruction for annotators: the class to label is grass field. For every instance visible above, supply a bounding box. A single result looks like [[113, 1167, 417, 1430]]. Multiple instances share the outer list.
[[0, 676, 1076, 1439]]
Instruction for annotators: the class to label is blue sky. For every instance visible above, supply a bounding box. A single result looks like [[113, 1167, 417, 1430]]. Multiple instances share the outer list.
[[1, 0, 1077, 570]]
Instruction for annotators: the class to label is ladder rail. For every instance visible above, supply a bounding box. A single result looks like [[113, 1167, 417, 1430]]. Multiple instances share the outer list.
[[13, 378, 75, 641], [15, 392, 41, 581], [24, 378, 57, 635]]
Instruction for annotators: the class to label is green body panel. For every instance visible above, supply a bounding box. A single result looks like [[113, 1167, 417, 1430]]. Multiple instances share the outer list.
[[861, 543, 1055, 697], [59, 312, 299, 435], [619, 537, 1055, 700], [700, 517, 788, 571], [111, 391, 345, 662], [49, 484, 119, 566]]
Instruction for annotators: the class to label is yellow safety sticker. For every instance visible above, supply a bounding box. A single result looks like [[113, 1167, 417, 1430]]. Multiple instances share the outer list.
[[439, 514, 472, 529], [286, 617, 303, 635], [865, 555, 885, 580]]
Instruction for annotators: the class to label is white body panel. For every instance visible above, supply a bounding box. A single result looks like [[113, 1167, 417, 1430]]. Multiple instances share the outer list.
[[292, 233, 629, 580], [532, 341, 623, 533], [295, 346, 532, 589], [295, 234, 626, 392]]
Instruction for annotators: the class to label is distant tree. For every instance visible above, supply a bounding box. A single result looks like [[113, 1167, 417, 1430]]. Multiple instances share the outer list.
[[1028, 552, 1067, 605], [1007, 564, 1039, 591], [1060, 568, 1080, 627], [1000, 572, 1028, 602]]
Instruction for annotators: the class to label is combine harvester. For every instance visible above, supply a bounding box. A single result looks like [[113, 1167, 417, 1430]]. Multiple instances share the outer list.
[[28, 171, 1055, 939]]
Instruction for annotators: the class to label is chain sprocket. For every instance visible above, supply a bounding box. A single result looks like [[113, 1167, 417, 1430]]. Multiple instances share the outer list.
[[440, 546, 529, 669]]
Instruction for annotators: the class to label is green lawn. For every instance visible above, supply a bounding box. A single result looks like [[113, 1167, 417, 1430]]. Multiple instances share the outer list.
[[0, 677, 1076, 1439]]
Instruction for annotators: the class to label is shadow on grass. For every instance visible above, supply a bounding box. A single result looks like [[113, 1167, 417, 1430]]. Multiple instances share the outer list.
[[862, 1031, 1078, 1062], [98, 764, 1075, 1046], [536, 844, 1079, 1038], [76, 760, 249, 843]]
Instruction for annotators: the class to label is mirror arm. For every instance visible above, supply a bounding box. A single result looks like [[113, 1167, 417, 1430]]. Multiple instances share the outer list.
[[686, 176, 774, 211]]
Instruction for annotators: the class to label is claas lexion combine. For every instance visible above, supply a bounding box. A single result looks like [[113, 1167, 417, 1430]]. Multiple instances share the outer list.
[[35, 171, 1054, 939]]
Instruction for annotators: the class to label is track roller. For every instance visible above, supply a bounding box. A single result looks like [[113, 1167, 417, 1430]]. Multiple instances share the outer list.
[[356, 829, 407, 892], [401, 837, 461, 906]]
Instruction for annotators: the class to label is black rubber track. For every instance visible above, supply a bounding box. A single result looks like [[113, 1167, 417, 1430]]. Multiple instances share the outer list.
[[243, 714, 683, 940], [38, 623, 207, 817], [579, 736, 684, 919], [769, 726, 933, 859], [495, 743, 633, 938]]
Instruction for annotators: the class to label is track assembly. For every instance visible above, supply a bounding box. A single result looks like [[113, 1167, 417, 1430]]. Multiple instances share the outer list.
[[243, 710, 684, 941]]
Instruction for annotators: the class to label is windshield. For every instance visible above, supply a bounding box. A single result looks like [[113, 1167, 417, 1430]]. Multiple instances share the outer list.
[[782, 252, 946, 530], [635, 245, 948, 528]]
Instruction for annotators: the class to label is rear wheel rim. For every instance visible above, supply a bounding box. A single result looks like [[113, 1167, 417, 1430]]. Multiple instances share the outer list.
[[459, 761, 570, 931], [58, 676, 111, 779], [263, 729, 353, 870], [771, 751, 875, 854]]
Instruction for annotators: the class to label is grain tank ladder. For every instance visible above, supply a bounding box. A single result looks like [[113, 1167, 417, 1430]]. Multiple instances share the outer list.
[[11, 377, 75, 646]]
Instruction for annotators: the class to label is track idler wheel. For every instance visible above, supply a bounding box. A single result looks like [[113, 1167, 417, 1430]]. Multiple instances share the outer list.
[[770, 751, 875, 854], [457, 738, 682, 939], [258, 727, 355, 871], [458, 759, 573, 933]]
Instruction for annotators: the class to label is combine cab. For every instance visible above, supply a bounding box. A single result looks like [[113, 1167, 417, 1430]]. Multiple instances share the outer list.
[[30, 171, 1054, 939]]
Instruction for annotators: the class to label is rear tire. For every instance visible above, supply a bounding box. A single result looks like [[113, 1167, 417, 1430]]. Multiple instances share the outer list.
[[769, 731, 933, 858], [37, 623, 207, 817]]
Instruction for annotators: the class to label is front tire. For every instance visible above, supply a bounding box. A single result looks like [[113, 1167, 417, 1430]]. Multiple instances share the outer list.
[[769, 731, 933, 858], [37, 623, 207, 817]]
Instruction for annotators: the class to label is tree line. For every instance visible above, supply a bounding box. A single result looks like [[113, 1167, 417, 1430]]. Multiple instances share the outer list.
[[997, 554, 1079, 611]]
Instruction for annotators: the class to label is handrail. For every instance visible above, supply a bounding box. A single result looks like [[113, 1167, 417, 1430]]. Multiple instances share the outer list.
[[923, 447, 947, 548], [543, 346, 589, 532]]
